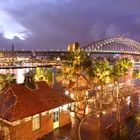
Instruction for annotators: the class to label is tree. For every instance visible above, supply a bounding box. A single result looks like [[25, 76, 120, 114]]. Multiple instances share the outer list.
[[70, 92, 95, 140], [61, 61, 74, 86], [45, 68, 54, 84], [0, 94, 15, 139], [34, 67, 45, 81], [61, 49, 94, 140], [61, 49, 92, 99], [0, 73, 15, 139], [116, 57, 133, 82], [133, 69, 140, 78], [34, 67, 54, 85], [87, 59, 110, 129], [0, 73, 14, 92], [110, 57, 133, 137], [68, 58, 111, 140]]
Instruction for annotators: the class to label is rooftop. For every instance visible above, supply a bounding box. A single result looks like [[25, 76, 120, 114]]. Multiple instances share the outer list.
[[0, 81, 73, 121]]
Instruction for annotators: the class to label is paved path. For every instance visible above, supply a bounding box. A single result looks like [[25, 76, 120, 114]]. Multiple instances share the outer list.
[[38, 124, 77, 140], [39, 88, 140, 140], [39, 123, 109, 140]]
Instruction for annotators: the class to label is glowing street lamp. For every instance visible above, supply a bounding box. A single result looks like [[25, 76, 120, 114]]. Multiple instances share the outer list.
[[65, 90, 69, 95], [85, 91, 89, 96], [70, 93, 74, 99]]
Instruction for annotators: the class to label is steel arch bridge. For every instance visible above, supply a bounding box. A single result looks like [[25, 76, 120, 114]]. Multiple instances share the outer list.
[[82, 37, 140, 55]]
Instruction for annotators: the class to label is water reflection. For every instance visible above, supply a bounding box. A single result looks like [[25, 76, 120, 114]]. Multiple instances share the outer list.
[[0, 68, 30, 84]]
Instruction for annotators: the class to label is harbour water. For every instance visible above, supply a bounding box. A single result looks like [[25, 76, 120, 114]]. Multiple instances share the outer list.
[[0, 68, 31, 84], [0, 63, 139, 84]]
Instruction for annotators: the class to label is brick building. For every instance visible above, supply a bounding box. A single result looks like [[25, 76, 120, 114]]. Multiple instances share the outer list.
[[0, 81, 73, 140]]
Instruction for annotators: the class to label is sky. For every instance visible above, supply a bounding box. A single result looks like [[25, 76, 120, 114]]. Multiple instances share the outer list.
[[0, 0, 140, 50]]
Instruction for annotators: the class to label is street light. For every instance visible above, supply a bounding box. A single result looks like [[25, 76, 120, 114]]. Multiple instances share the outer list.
[[70, 93, 74, 99], [65, 90, 69, 95]]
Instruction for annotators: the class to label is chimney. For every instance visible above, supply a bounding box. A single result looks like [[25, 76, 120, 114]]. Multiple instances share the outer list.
[[24, 72, 36, 89]]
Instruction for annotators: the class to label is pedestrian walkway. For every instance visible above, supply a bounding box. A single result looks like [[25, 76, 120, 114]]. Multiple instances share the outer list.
[[38, 121, 109, 140], [38, 88, 140, 140], [38, 124, 77, 140]]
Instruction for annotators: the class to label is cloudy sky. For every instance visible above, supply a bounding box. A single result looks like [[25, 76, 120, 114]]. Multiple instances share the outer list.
[[0, 0, 140, 50]]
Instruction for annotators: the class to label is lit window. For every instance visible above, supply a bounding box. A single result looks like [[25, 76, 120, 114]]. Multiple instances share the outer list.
[[53, 111, 59, 122], [63, 104, 69, 111], [32, 115, 40, 131]]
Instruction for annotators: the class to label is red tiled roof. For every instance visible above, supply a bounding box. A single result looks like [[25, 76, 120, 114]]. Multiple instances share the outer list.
[[0, 81, 73, 121], [52, 81, 65, 93]]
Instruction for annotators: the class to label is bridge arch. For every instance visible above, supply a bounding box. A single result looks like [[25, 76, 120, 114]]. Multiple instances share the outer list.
[[82, 37, 140, 55]]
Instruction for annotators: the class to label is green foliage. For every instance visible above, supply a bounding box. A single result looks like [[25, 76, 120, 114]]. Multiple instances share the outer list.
[[0, 73, 14, 91], [117, 57, 132, 73], [80, 51, 92, 71], [133, 70, 140, 78], [62, 50, 92, 78], [111, 57, 132, 82], [61, 61, 74, 79], [45, 69, 54, 82], [66, 52, 74, 62], [73, 50, 92, 71], [110, 64, 124, 82], [34, 67, 45, 81], [62, 52, 132, 87], [88, 59, 110, 84], [34, 67, 54, 84], [56, 68, 62, 77]]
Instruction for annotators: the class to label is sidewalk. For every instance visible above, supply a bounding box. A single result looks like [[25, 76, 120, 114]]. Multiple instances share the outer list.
[[38, 120, 109, 140], [38, 124, 77, 140], [39, 90, 140, 140]]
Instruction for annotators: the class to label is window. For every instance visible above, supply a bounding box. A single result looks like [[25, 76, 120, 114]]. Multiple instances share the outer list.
[[53, 111, 59, 122], [32, 115, 40, 131], [63, 104, 69, 111], [53, 110, 59, 129]]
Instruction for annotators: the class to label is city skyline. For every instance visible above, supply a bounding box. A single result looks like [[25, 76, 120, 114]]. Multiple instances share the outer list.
[[0, 0, 140, 50]]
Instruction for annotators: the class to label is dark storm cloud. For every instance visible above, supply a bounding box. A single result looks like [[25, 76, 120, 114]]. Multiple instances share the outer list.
[[0, 0, 140, 50]]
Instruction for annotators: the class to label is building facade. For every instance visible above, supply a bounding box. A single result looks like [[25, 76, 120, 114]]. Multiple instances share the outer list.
[[0, 81, 73, 140]]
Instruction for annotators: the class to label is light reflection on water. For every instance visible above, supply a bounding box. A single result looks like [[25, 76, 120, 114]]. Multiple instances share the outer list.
[[0, 68, 30, 84]]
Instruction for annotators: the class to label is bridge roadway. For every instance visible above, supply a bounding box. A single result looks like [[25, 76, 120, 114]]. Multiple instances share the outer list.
[[85, 50, 140, 55]]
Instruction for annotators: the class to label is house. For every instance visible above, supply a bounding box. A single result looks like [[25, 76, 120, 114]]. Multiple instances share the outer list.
[[0, 81, 73, 140], [68, 75, 92, 100]]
